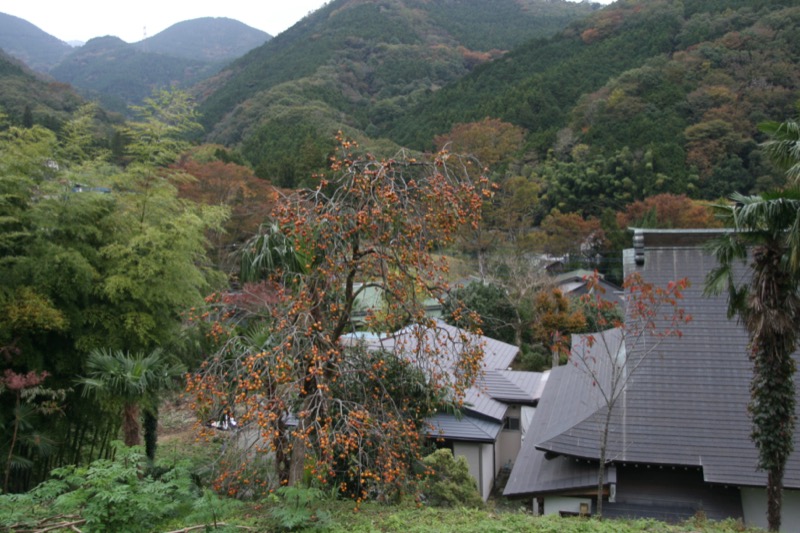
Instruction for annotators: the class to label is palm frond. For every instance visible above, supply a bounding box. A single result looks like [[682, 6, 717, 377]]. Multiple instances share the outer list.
[[760, 118, 800, 181], [79, 347, 183, 403], [240, 222, 310, 282]]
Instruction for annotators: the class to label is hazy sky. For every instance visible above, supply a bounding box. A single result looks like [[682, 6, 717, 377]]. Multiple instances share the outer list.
[[0, 0, 611, 45], [0, 0, 332, 43]]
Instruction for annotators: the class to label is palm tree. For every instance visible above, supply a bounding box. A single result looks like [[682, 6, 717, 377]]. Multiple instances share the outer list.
[[79, 348, 183, 459], [240, 221, 310, 283], [706, 192, 800, 533]]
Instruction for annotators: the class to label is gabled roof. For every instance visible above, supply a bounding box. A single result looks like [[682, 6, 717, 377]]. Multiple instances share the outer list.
[[464, 369, 545, 419], [427, 413, 502, 443], [376, 319, 519, 376], [554, 269, 623, 304], [343, 321, 532, 440], [506, 229, 800, 496], [504, 330, 621, 496], [490, 370, 546, 403]]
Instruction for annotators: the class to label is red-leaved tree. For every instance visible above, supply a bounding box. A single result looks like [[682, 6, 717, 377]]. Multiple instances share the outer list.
[[568, 272, 691, 518]]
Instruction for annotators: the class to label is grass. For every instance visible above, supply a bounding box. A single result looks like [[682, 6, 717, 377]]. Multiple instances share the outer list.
[[249, 499, 761, 533]]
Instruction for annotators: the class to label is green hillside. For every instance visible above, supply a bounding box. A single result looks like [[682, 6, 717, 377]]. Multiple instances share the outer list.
[[384, 0, 799, 204], [196, 0, 596, 185], [0, 49, 91, 130], [49, 36, 226, 115]]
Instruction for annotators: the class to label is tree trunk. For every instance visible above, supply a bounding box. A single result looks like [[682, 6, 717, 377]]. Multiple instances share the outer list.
[[748, 244, 798, 532], [122, 403, 141, 446], [143, 408, 158, 461], [596, 406, 613, 519], [3, 393, 21, 494], [273, 419, 290, 485], [288, 430, 306, 486], [514, 311, 523, 348], [551, 332, 562, 368], [767, 468, 784, 531]]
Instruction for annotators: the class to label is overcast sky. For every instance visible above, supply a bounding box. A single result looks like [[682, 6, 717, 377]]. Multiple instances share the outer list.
[[0, 0, 332, 43], [0, 0, 611, 45]]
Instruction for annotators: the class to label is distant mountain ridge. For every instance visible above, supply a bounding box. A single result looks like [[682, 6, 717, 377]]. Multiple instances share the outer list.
[[0, 13, 271, 114], [134, 17, 270, 62], [49, 35, 218, 114], [0, 12, 72, 71]]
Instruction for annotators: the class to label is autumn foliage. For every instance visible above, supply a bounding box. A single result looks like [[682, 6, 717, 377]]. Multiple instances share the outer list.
[[616, 193, 721, 229], [173, 156, 280, 271], [187, 134, 492, 500]]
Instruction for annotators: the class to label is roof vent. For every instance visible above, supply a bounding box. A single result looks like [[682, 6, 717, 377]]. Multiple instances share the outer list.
[[633, 230, 645, 266]]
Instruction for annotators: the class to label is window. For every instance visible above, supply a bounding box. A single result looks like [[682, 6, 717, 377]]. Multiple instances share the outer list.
[[503, 416, 520, 430]]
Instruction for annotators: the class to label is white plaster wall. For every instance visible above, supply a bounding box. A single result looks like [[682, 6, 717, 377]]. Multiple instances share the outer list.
[[497, 431, 521, 472], [741, 488, 800, 532], [521, 406, 536, 437], [543, 496, 592, 516]]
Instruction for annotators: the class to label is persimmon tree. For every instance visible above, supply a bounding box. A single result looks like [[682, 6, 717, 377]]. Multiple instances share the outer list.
[[532, 287, 588, 367], [187, 135, 491, 500], [534, 210, 606, 259], [434, 118, 523, 275], [568, 272, 691, 518]]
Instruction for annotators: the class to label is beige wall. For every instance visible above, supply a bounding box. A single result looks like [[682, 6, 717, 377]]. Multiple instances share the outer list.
[[454, 441, 495, 500], [496, 405, 522, 473]]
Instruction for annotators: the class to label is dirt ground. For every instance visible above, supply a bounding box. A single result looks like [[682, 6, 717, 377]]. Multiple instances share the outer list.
[[158, 394, 199, 445]]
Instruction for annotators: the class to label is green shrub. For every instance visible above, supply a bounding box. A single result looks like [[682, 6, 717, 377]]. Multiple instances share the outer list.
[[421, 449, 483, 508], [267, 485, 334, 531], [0, 442, 242, 532]]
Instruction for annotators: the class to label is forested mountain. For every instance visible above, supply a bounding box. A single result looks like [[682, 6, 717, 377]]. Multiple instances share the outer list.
[[193, 0, 800, 279], [195, 0, 597, 186], [0, 12, 72, 71], [383, 0, 799, 204], [133, 17, 270, 62], [195, 0, 799, 205], [0, 49, 101, 131], [49, 36, 223, 114]]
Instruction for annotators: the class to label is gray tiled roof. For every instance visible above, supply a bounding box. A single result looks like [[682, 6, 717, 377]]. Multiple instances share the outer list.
[[504, 330, 621, 496], [463, 385, 508, 422], [506, 230, 800, 496], [427, 413, 503, 442], [489, 370, 544, 403], [463, 370, 544, 422], [343, 321, 531, 435], [376, 320, 519, 375]]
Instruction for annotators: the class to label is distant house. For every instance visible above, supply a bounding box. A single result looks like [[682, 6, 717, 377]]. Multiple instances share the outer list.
[[346, 320, 543, 500], [504, 229, 800, 531], [428, 367, 547, 500], [553, 268, 622, 305], [350, 283, 443, 326]]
